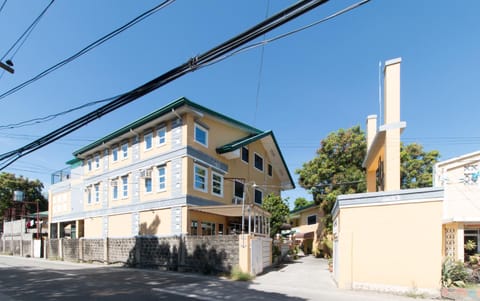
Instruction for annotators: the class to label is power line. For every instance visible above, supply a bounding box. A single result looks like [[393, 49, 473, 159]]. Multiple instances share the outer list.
[[0, 0, 333, 170], [0, 0, 176, 102], [1, 0, 370, 132], [0, 94, 122, 130], [0, 0, 7, 15], [0, 0, 55, 62]]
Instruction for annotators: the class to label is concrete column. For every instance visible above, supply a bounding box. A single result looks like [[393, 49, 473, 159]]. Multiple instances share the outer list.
[[383, 58, 402, 191], [79, 237, 84, 262], [59, 238, 64, 260], [457, 223, 465, 262], [103, 237, 109, 264]]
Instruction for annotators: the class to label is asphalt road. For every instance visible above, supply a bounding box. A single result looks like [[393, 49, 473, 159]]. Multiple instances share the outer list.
[[0, 255, 438, 301]]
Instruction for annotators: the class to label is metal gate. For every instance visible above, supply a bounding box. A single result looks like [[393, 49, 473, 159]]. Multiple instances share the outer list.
[[250, 236, 272, 275]]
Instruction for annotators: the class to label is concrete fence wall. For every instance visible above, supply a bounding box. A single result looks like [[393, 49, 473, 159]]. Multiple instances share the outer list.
[[45, 235, 240, 274]]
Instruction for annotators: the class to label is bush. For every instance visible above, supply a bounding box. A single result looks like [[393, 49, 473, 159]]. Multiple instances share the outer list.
[[442, 258, 469, 288], [230, 266, 252, 281]]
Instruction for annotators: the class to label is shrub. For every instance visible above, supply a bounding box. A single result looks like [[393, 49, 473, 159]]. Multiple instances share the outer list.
[[442, 258, 469, 288], [230, 266, 252, 281]]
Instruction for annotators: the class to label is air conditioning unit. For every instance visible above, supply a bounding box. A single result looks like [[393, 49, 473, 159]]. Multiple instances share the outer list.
[[232, 197, 243, 205], [140, 169, 152, 178], [110, 180, 118, 187]]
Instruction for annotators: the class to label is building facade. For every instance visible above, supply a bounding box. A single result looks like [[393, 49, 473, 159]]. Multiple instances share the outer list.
[[290, 204, 323, 255], [48, 97, 294, 240]]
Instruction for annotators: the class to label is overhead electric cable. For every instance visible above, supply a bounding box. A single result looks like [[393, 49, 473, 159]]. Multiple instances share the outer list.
[[0, 0, 367, 170], [202, 0, 371, 68], [0, 0, 175, 102], [0, 0, 55, 62], [0, 93, 123, 130], [0, 0, 7, 15]]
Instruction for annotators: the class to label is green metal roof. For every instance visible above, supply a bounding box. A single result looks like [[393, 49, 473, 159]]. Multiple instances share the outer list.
[[73, 97, 262, 156], [289, 203, 317, 214], [216, 131, 295, 189]]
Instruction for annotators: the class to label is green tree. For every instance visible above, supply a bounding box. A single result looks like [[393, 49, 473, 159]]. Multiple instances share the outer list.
[[262, 193, 290, 238], [293, 197, 313, 210], [0, 173, 48, 219], [401, 142, 440, 189], [296, 126, 367, 230]]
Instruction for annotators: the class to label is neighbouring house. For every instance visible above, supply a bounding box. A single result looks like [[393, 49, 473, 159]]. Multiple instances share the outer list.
[[289, 204, 323, 255], [332, 58, 445, 295], [48, 97, 294, 274], [434, 151, 480, 262]]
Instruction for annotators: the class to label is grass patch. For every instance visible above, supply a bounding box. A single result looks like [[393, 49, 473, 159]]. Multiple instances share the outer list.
[[230, 266, 253, 281]]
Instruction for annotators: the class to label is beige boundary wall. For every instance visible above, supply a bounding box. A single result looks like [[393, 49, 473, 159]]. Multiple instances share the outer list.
[[333, 187, 444, 295]]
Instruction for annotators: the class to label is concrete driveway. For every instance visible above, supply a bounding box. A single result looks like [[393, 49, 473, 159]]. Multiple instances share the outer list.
[[250, 255, 439, 301]]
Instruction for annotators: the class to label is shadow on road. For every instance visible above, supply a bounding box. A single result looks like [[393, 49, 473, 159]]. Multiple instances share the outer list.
[[0, 264, 307, 301]]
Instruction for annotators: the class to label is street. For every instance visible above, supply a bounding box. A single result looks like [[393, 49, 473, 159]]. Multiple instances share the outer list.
[[0, 255, 436, 301]]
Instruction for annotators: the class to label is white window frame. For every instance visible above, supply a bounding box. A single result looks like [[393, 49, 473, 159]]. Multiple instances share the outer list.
[[121, 141, 129, 159], [87, 158, 92, 171], [254, 188, 263, 205], [194, 164, 208, 192], [241, 146, 249, 164], [211, 172, 223, 197], [94, 183, 100, 203], [145, 177, 152, 193], [87, 187, 92, 204], [112, 180, 118, 200], [121, 175, 129, 198], [94, 153, 100, 169], [254, 153, 264, 172], [157, 126, 166, 146], [194, 123, 208, 147], [112, 146, 119, 162], [144, 131, 153, 151], [157, 165, 166, 192], [234, 180, 244, 199]]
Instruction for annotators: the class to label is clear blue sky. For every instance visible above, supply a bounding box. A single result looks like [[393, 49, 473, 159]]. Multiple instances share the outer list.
[[1, 0, 479, 208]]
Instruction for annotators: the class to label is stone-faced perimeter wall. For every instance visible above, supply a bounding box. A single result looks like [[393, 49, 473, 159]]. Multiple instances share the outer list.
[[46, 235, 239, 274]]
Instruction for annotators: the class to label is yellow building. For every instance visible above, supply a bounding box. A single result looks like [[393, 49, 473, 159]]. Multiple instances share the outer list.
[[332, 58, 445, 295], [48, 97, 294, 240], [289, 204, 323, 255]]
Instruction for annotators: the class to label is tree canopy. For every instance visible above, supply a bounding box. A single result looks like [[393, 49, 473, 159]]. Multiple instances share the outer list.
[[296, 126, 440, 231], [296, 126, 367, 229], [293, 197, 313, 210], [0, 173, 48, 219], [262, 193, 290, 238], [400, 142, 440, 189]]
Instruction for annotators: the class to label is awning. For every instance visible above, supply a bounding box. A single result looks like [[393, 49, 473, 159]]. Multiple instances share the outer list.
[[189, 204, 271, 218]]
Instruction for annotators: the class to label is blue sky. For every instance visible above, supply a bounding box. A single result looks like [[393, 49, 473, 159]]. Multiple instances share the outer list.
[[1, 0, 479, 208]]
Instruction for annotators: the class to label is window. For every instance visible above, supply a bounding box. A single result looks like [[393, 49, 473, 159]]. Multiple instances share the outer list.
[[201, 221, 215, 236], [194, 123, 208, 147], [157, 127, 166, 145], [194, 164, 208, 192], [112, 180, 118, 200], [241, 146, 249, 163], [145, 177, 152, 193], [87, 187, 92, 204], [158, 166, 166, 191], [112, 146, 119, 162], [121, 142, 128, 159], [218, 224, 224, 235], [268, 164, 273, 177], [87, 158, 92, 171], [144, 132, 153, 150], [254, 189, 263, 205], [234, 180, 244, 199], [307, 214, 317, 225], [191, 220, 198, 235], [254, 153, 264, 172], [122, 175, 128, 198], [94, 184, 100, 203], [212, 172, 223, 196], [94, 154, 100, 169]]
